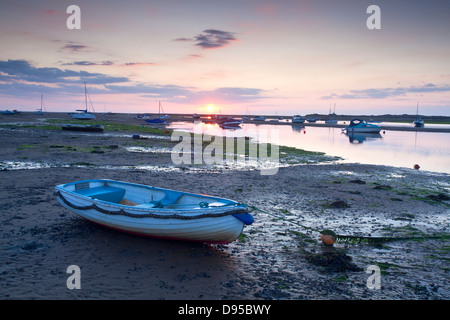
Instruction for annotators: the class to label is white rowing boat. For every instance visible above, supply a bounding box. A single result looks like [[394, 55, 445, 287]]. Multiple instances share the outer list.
[[55, 179, 253, 244]]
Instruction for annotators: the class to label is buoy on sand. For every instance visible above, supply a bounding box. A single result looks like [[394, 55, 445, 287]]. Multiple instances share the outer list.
[[414, 164, 420, 170], [320, 230, 336, 246]]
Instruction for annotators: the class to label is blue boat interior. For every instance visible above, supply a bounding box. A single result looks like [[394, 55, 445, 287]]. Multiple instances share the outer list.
[[66, 180, 253, 225], [72, 181, 231, 209], [75, 186, 126, 203]]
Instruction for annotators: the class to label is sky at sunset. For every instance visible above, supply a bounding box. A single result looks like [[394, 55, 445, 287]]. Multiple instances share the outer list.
[[0, 0, 449, 116]]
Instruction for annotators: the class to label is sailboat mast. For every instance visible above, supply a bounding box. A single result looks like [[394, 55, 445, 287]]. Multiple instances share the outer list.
[[84, 82, 88, 112]]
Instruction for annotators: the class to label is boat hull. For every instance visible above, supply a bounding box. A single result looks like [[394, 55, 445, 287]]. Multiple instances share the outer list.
[[345, 127, 381, 133], [61, 124, 104, 132], [145, 119, 166, 124], [413, 120, 424, 128], [70, 113, 96, 120], [344, 119, 381, 133], [55, 179, 252, 244]]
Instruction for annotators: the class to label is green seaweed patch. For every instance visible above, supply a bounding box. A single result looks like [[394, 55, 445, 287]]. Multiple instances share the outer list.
[[17, 143, 39, 151]]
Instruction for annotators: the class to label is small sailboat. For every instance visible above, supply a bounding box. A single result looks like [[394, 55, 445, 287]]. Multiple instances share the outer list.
[[413, 102, 424, 128], [55, 179, 254, 244], [325, 103, 338, 124], [145, 101, 168, 124], [35, 95, 46, 115], [70, 83, 96, 120]]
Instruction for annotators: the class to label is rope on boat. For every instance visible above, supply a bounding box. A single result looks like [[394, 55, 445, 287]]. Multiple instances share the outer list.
[[55, 191, 248, 220], [247, 205, 450, 244]]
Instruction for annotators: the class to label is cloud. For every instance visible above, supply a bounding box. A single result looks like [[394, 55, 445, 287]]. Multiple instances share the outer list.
[[175, 29, 238, 49], [121, 62, 156, 67], [60, 43, 89, 52], [322, 84, 450, 100], [62, 61, 114, 66], [0, 59, 128, 85], [0, 60, 265, 104], [104, 84, 265, 104], [195, 29, 237, 49]]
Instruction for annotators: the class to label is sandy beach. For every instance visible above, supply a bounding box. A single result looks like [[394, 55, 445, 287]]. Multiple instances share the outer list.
[[0, 112, 449, 300]]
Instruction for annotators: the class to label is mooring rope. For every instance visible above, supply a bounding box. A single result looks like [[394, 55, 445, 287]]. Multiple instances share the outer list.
[[248, 205, 450, 244], [55, 191, 248, 220]]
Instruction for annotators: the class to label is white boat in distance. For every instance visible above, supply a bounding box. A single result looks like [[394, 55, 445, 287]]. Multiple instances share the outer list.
[[55, 179, 254, 244], [35, 95, 46, 115], [413, 102, 425, 128], [253, 116, 265, 121], [70, 83, 96, 120], [292, 115, 305, 123], [343, 119, 381, 133]]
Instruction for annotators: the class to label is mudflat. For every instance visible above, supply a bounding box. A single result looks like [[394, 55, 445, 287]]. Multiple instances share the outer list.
[[0, 113, 449, 300]]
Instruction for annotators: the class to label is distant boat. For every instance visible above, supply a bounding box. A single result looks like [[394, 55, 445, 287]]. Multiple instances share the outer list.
[[343, 119, 381, 133], [136, 114, 150, 119], [306, 118, 317, 123], [413, 102, 424, 128], [54, 179, 254, 244], [292, 115, 305, 123], [413, 119, 424, 128], [70, 83, 96, 120], [217, 116, 242, 128], [193, 113, 200, 119], [61, 124, 104, 132], [325, 103, 338, 124], [325, 118, 338, 124], [1, 110, 20, 115], [35, 95, 46, 115], [145, 118, 166, 124], [145, 101, 168, 124], [253, 116, 265, 121]]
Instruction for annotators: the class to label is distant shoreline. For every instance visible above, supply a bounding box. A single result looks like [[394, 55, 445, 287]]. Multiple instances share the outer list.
[[1, 111, 450, 133]]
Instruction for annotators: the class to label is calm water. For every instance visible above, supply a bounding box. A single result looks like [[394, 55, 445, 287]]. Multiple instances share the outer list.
[[167, 121, 450, 174]]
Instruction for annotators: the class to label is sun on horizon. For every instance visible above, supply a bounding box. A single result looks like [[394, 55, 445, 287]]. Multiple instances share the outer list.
[[206, 104, 215, 113]]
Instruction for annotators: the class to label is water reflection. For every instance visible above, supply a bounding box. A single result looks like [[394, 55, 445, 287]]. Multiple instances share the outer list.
[[291, 124, 305, 133], [167, 122, 450, 174], [345, 132, 383, 144]]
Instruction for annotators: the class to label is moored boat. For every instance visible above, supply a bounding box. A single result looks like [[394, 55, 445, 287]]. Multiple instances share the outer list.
[[292, 115, 305, 123], [253, 116, 265, 121], [344, 119, 381, 133], [413, 119, 424, 128], [35, 95, 46, 115], [145, 118, 166, 124], [70, 83, 96, 120], [61, 124, 105, 132], [54, 179, 254, 244], [217, 116, 242, 128], [413, 102, 425, 127]]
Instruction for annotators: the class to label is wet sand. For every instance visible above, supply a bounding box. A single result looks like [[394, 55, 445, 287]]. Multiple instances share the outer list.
[[0, 113, 449, 300]]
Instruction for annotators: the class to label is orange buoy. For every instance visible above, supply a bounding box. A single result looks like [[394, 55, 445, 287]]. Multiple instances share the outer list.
[[320, 230, 336, 246], [414, 164, 420, 170]]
